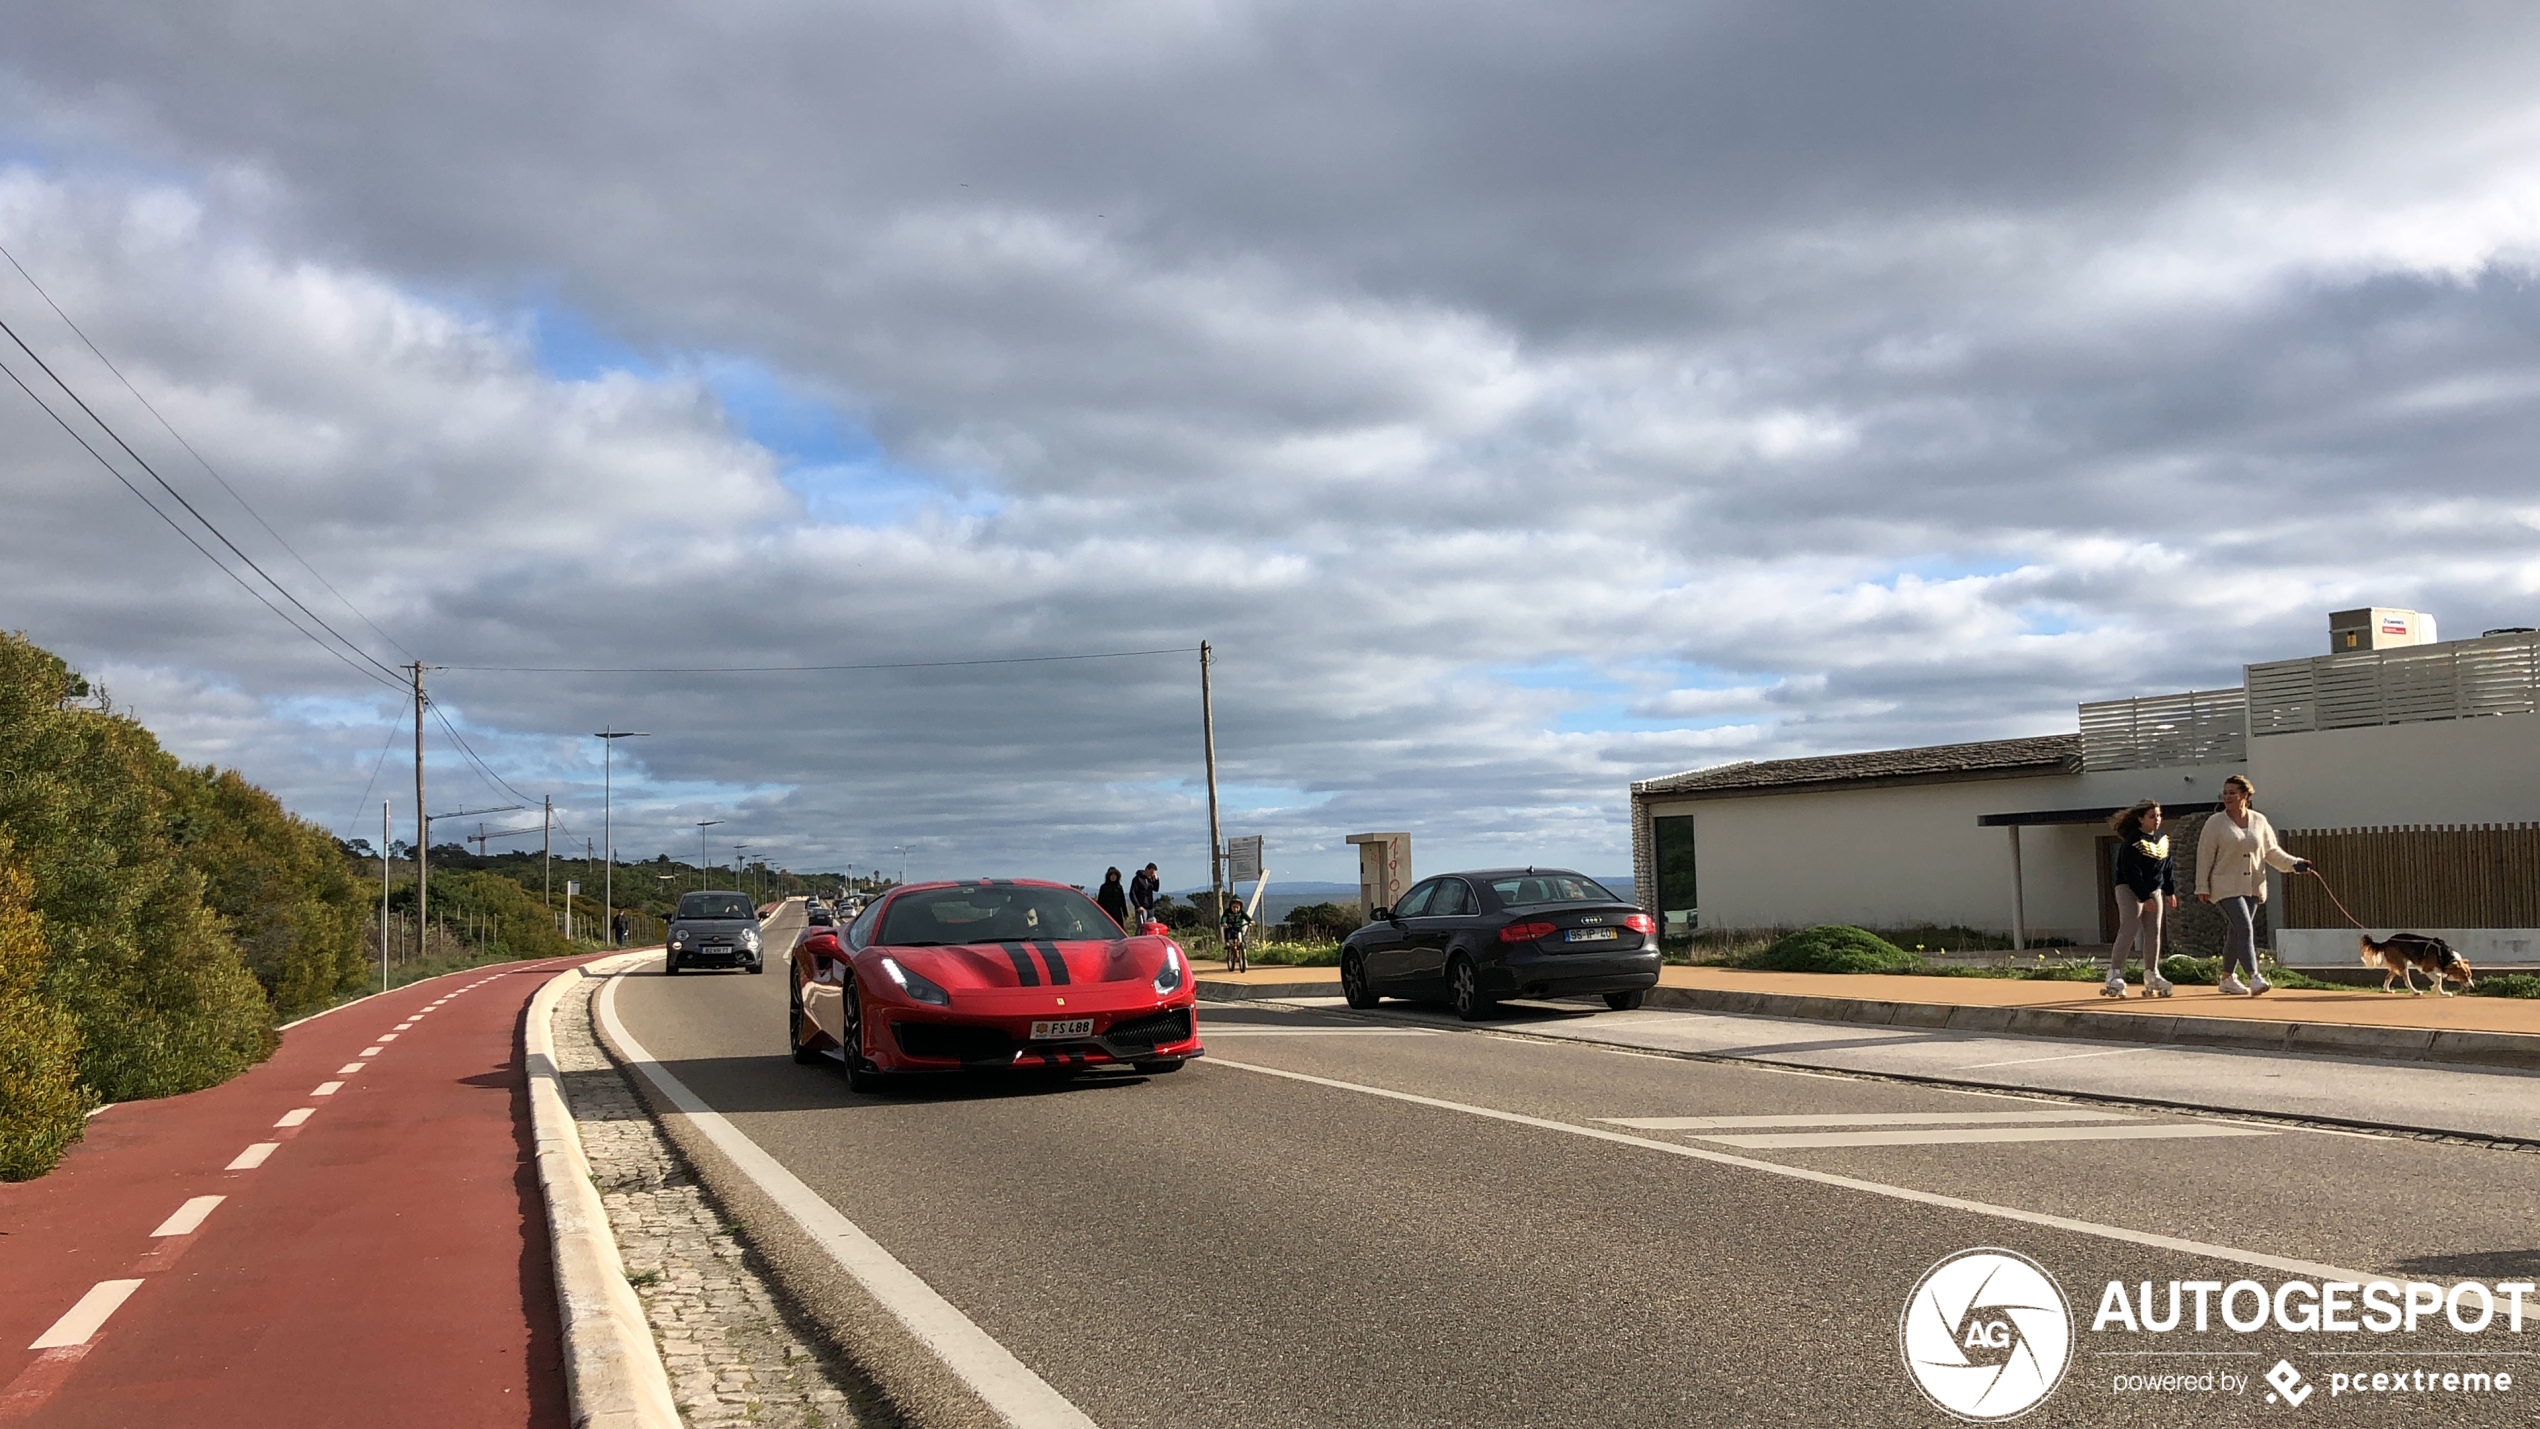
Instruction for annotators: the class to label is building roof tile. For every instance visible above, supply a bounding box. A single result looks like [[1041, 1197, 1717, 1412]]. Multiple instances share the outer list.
[[1632, 734, 2082, 799]]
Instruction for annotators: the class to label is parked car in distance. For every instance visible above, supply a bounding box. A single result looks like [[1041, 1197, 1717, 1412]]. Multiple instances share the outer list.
[[667, 889, 766, 975], [1339, 868, 1657, 1020]]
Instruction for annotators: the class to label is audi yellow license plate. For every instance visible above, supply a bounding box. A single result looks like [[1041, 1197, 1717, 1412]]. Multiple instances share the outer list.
[[1030, 1018, 1095, 1040]]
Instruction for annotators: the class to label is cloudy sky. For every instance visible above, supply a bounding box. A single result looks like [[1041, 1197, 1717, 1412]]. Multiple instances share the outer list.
[[5, 1, 2539, 886]]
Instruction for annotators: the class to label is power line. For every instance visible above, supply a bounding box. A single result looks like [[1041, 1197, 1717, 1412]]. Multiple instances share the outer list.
[[438, 646, 1199, 674], [340, 704, 409, 838], [0, 348, 406, 693], [429, 700, 543, 810], [0, 240, 415, 663], [0, 313, 407, 686]]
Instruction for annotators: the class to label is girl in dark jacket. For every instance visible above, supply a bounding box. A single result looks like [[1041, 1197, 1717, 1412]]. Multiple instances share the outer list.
[[2105, 800, 2178, 998], [1095, 867, 1130, 930]]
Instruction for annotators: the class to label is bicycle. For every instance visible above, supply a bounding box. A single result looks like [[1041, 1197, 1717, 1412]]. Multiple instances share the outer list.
[[1221, 923, 1250, 974]]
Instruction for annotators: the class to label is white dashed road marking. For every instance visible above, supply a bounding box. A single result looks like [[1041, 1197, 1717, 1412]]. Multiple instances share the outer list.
[[312, 1081, 343, 1096], [149, 1196, 224, 1237], [1605, 1110, 2132, 1131], [274, 1108, 314, 1128], [358, 1047, 383, 1058], [225, 1143, 278, 1171], [376, 1033, 397, 1042], [29, 1281, 145, 1350], [1692, 1123, 2274, 1149], [335, 1062, 365, 1075]]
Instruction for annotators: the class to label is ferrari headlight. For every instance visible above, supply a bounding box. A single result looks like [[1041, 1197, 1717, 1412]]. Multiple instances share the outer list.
[[879, 956, 951, 1006], [1152, 945, 1185, 996]]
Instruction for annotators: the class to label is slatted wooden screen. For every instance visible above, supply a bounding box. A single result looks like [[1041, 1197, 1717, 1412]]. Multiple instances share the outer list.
[[2277, 824, 2540, 929]]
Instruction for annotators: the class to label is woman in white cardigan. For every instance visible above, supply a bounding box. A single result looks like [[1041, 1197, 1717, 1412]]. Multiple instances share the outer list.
[[2194, 774, 2312, 995]]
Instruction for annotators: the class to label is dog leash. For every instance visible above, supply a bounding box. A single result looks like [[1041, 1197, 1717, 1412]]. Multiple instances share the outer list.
[[2302, 867, 2371, 933]]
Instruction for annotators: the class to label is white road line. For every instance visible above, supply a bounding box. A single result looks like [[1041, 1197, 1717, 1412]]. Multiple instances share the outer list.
[[150, 1195, 224, 1237], [335, 1063, 366, 1075], [1604, 1111, 2133, 1131], [311, 1081, 343, 1096], [1204, 1055, 2376, 1283], [376, 1033, 397, 1042], [1959, 1046, 2160, 1070], [358, 1046, 383, 1057], [29, 1281, 145, 1350], [596, 975, 1102, 1429], [225, 1143, 278, 1171], [1697, 1123, 2273, 1149], [274, 1108, 314, 1128], [1196, 1028, 1437, 1037], [394, 1022, 415, 1030]]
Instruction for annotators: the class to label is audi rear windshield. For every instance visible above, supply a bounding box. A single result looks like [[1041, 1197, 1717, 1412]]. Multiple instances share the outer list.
[[1487, 873, 1619, 907], [881, 885, 1119, 944], [677, 893, 754, 919]]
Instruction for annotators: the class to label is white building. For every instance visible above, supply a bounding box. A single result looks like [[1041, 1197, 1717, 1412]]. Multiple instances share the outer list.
[[1629, 616, 2540, 962]]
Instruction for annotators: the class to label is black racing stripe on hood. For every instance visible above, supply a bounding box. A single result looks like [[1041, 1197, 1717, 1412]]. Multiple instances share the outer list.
[[1033, 939, 1072, 984], [998, 943, 1041, 986]]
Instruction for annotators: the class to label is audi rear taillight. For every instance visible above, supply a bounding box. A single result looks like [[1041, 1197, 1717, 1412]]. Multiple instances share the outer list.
[[1500, 921, 1558, 943], [1623, 914, 1655, 935]]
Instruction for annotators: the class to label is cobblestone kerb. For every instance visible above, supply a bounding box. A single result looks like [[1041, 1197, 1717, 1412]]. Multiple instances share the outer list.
[[553, 976, 863, 1429]]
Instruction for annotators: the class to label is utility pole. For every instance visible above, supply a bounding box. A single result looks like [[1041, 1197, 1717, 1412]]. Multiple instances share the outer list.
[[411, 662, 428, 968], [542, 795, 553, 918], [593, 728, 648, 947], [380, 799, 392, 996], [696, 819, 724, 891], [1201, 640, 1224, 928]]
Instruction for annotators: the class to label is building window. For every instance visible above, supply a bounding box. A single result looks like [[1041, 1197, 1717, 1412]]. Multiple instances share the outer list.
[[1654, 815, 1698, 935]]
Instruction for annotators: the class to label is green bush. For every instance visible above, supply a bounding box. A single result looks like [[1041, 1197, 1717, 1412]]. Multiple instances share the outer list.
[[1736, 925, 1921, 975], [0, 633, 275, 1130], [2466, 973, 2540, 1000], [0, 843, 84, 1181], [162, 764, 375, 1019]]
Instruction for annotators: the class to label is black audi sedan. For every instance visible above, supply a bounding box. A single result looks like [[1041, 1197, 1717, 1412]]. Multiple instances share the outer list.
[[1340, 868, 1659, 1019]]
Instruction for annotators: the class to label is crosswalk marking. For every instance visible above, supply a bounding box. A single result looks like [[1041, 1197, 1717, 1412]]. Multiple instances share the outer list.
[[1693, 1123, 2273, 1149], [1603, 1110, 2130, 1131]]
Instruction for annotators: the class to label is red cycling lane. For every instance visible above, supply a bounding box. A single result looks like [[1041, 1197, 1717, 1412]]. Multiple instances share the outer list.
[[0, 955, 601, 1428]]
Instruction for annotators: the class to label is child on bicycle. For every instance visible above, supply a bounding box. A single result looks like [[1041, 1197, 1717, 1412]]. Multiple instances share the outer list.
[[1220, 898, 1253, 972]]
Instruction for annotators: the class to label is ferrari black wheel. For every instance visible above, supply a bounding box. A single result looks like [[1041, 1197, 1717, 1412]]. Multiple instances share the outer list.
[[1448, 956, 1493, 1022], [788, 987, 819, 1064], [1603, 990, 1646, 1011], [840, 977, 891, 1094], [1341, 952, 1380, 1009]]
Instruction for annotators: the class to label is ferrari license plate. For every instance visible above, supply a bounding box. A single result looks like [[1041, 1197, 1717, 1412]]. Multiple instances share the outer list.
[[1029, 1018, 1095, 1040], [1565, 927, 1620, 942]]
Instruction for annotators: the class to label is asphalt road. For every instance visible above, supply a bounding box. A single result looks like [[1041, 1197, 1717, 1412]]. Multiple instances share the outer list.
[[611, 911, 2540, 1427]]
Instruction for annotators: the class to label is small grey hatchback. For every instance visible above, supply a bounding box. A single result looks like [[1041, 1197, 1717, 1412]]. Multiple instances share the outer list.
[[667, 889, 766, 974]]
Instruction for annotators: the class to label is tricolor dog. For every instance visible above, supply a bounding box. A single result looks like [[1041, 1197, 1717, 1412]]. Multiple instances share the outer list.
[[2359, 932, 2474, 996]]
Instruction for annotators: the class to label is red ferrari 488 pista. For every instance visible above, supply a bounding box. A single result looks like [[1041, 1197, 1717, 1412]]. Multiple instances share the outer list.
[[789, 879, 1202, 1091]]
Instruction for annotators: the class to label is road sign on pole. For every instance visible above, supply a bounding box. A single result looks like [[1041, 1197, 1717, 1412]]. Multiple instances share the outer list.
[[1226, 835, 1263, 883]]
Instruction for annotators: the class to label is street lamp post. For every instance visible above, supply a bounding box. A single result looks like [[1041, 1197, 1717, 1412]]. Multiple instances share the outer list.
[[593, 728, 649, 946], [733, 845, 750, 904], [697, 819, 724, 890]]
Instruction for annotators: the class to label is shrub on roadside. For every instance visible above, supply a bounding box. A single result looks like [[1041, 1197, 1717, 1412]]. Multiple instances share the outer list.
[[2466, 973, 2540, 999], [1735, 925, 1920, 976], [0, 844, 84, 1181]]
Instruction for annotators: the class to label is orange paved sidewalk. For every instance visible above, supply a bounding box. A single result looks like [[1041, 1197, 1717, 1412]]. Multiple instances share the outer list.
[[1198, 962, 2540, 1036]]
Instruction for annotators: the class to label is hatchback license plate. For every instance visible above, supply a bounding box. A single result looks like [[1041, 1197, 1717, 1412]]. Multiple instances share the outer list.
[[1565, 927, 1620, 942], [1030, 1018, 1095, 1040]]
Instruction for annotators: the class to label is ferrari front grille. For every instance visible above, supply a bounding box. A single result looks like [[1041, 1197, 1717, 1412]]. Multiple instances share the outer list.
[[891, 1022, 1015, 1063], [1102, 1008, 1192, 1048]]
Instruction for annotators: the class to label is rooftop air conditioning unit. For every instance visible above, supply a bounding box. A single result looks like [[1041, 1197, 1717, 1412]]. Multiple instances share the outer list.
[[2328, 607, 2437, 653]]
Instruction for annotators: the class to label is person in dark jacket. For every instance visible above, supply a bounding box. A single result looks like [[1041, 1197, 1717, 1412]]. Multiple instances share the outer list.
[[1095, 867, 1130, 930], [2106, 800, 2178, 998], [1128, 863, 1160, 929]]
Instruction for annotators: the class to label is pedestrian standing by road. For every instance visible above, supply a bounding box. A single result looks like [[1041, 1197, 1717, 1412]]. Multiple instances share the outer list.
[[1128, 863, 1160, 929], [2194, 774, 2311, 995], [2105, 800, 2178, 999], [611, 911, 628, 947], [1095, 867, 1130, 930]]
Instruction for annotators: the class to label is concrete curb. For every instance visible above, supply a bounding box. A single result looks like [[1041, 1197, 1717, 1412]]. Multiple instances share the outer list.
[[1198, 979, 1338, 1002], [1631, 984, 2540, 1071], [527, 954, 683, 1429]]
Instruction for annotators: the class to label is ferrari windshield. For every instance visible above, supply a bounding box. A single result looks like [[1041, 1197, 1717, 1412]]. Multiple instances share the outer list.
[[880, 885, 1120, 944], [677, 893, 754, 919], [1487, 872, 1619, 907]]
